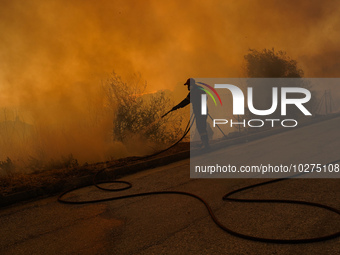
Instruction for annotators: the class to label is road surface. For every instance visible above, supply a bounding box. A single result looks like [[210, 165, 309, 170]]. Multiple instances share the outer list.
[[1, 117, 340, 254]]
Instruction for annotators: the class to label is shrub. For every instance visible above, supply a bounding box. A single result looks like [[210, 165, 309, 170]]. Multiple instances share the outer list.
[[104, 72, 183, 146]]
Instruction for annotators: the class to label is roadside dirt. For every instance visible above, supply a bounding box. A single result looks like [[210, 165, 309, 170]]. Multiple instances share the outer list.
[[0, 142, 189, 196]]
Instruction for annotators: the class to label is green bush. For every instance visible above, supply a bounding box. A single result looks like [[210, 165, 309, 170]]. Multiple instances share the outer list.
[[104, 72, 183, 146]]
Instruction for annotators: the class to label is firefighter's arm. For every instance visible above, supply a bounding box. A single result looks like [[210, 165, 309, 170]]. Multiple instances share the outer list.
[[172, 93, 190, 111]]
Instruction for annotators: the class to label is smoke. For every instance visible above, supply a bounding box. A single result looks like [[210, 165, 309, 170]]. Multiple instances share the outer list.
[[0, 0, 339, 165]]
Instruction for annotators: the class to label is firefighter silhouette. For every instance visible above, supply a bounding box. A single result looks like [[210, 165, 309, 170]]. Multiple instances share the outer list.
[[170, 78, 210, 149]]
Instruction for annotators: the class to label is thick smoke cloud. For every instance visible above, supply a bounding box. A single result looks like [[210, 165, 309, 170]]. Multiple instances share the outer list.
[[0, 0, 339, 164]]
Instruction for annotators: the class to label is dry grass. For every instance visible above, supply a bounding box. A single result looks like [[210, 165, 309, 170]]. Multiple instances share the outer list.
[[0, 142, 189, 196]]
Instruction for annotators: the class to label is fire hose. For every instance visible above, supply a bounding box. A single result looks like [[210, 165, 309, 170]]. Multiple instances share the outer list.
[[58, 112, 340, 244]]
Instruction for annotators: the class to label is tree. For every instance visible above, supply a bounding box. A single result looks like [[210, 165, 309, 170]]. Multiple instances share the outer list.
[[244, 48, 303, 78], [243, 48, 317, 121], [103, 72, 183, 147]]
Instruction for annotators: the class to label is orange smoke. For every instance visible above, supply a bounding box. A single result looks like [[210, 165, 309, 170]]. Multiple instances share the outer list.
[[0, 0, 339, 165]]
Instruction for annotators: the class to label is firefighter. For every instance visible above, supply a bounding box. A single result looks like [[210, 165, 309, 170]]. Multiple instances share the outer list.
[[170, 78, 210, 149]]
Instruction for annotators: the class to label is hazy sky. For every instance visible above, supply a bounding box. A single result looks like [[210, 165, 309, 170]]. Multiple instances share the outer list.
[[1, 0, 340, 162], [1, 1, 340, 95]]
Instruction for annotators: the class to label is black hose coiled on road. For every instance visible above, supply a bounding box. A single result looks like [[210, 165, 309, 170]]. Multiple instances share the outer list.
[[58, 116, 340, 244]]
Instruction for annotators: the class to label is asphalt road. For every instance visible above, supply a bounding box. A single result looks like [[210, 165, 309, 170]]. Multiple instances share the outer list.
[[1, 118, 340, 255]]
